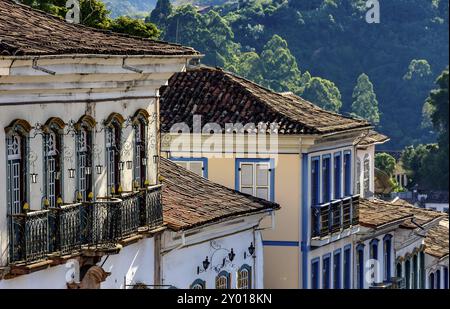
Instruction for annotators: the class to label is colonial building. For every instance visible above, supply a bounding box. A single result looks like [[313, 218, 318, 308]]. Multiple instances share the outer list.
[[158, 158, 279, 289], [159, 66, 375, 288], [0, 0, 199, 288], [424, 218, 449, 289]]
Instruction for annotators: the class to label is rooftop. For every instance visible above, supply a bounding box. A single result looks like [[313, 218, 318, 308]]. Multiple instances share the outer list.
[[0, 0, 198, 56], [390, 198, 445, 228], [424, 219, 449, 259], [355, 130, 390, 147], [160, 67, 371, 135], [160, 157, 279, 231], [359, 198, 413, 229]]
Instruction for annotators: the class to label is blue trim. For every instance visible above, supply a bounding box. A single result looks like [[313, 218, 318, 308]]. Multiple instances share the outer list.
[[169, 157, 208, 178], [311, 257, 320, 289], [370, 238, 379, 260], [356, 243, 365, 251], [343, 150, 352, 196], [301, 153, 309, 289], [322, 155, 331, 203], [216, 270, 231, 289], [190, 278, 206, 289], [235, 158, 275, 202], [305, 145, 354, 155], [263, 240, 299, 247], [356, 244, 365, 289], [383, 235, 392, 280], [322, 253, 332, 289], [343, 244, 352, 289], [334, 249, 342, 289], [334, 152, 342, 199], [383, 234, 393, 241], [311, 156, 320, 207], [238, 264, 252, 289]]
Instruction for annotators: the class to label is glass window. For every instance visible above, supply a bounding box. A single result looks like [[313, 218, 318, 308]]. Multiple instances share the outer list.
[[334, 250, 342, 289], [344, 246, 351, 289], [322, 156, 331, 203], [311, 157, 320, 206], [356, 246, 365, 289], [238, 161, 272, 201], [429, 272, 435, 289], [77, 125, 93, 201], [216, 272, 230, 289], [134, 120, 147, 188], [334, 153, 342, 199], [356, 158, 361, 195], [44, 129, 62, 207], [173, 159, 206, 178], [363, 154, 370, 196], [238, 265, 252, 289], [6, 132, 26, 214], [383, 236, 392, 281], [106, 121, 121, 195], [190, 279, 206, 289], [322, 255, 331, 289], [344, 152, 352, 196], [311, 259, 320, 289]]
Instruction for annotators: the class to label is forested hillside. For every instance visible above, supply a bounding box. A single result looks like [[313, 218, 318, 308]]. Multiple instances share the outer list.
[[147, 0, 449, 150]]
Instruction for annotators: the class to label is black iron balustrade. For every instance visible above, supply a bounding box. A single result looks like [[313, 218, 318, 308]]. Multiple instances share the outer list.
[[311, 195, 360, 238], [49, 203, 83, 255], [7, 185, 163, 265], [8, 210, 50, 264], [143, 185, 163, 228]]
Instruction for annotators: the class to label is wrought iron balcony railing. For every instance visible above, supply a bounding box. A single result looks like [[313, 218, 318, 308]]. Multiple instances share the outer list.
[[311, 195, 360, 238], [8, 185, 163, 265]]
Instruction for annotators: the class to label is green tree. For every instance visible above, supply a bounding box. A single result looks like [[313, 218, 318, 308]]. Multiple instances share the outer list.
[[301, 77, 342, 112], [375, 152, 396, 177], [259, 35, 303, 94], [109, 16, 160, 38], [147, 0, 173, 28], [351, 73, 380, 125]]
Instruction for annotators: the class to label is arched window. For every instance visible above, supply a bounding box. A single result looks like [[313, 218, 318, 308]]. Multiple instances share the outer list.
[[190, 279, 206, 289], [76, 115, 95, 201], [238, 264, 252, 289], [5, 119, 31, 214], [215, 271, 231, 289], [383, 234, 392, 281], [356, 244, 365, 289], [396, 262, 402, 279], [429, 272, 435, 289], [405, 258, 411, 289], [356, 158, 361, 195], [436, 269, 441, 289], [363, 154, 370, 197], [412, 254, 418, 289], [43, 118, 65, 208], [104, 113, 124, 195], [132, 110, 149, 189]]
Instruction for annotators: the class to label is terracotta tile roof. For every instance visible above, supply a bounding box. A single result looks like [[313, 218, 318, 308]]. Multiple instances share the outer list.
[[160, 67, 371, 135], [355, 130, 390, 147], [160, 157, 279, 231], [0, 0, 198, 56], [424, 219, 449, 259], [359, 198, 413, 229], [390, 198, 445, 228]]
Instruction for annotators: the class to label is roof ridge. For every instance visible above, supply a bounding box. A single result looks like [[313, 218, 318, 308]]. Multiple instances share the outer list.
[[5, 0, 195, 50]]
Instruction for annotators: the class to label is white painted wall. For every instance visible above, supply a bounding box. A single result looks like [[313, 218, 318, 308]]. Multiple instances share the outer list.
[[161, 214, 268, 289], [355, 145, 375, 198]]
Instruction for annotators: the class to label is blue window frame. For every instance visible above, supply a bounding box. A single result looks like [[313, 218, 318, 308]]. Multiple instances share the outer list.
[[436, 269, 441, 289], [237, 264, 252, 289], [322, 254, 331, 289], [444, 267, 449, 289], [383, 235, 392, 281], [311, 258, 320, 289], [343, 151, 352, 197], [356, 244, 365, 289], [235, 158, 275, 202], [334, 152, 342, 199], [333, 249, 342, 289], [370, 239, 379, 260], [429, 272, 435, 289], [190, 279, 206, 289], [344, 245, 352, 289], [170, 157, 208, 178], [322, 155, 331, 203], [311, 156, 320, 206]]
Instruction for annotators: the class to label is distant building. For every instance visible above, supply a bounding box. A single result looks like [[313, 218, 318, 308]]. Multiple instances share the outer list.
[[417, 191, 449, 214]]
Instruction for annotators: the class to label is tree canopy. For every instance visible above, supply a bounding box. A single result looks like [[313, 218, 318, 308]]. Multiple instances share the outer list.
[[351, 73, 380, 125]]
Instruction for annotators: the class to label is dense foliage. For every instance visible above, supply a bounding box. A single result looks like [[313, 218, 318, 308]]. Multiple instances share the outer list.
[[148, 0, 448, 150], [401, 69, 449, 190], [19, 0, 160, 38], [375, 152, 396, 177]]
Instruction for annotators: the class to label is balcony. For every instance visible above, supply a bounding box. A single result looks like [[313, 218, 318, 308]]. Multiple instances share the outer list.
[[7, 185, 163, 266], [311, 195, 360, 240]]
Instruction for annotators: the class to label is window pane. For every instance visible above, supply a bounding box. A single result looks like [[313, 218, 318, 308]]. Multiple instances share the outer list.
[[241, 164, 253, 186], [190, 162, 203, 177], [176, 162, 188, 169], [256, 164, 269, 186], [241, 187, 253, 196], [256, 187, 269, 200]]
